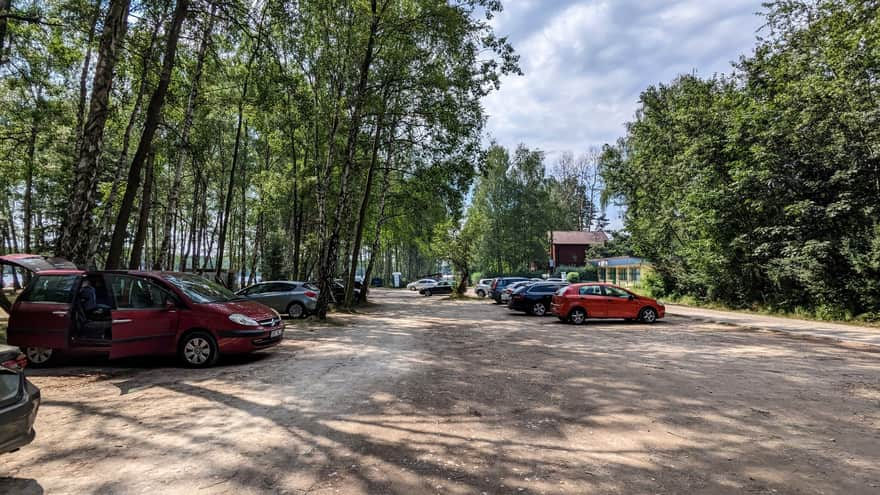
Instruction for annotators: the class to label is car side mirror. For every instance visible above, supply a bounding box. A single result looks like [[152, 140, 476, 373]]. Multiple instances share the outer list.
[[628, 295, 635, 301]]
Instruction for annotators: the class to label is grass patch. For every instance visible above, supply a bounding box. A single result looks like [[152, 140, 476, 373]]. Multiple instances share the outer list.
[[665, 295, 880, 328]]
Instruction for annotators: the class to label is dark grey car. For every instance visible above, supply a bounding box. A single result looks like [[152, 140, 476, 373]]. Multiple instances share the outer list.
[[0, 345, 40, 454], [235, 281, 318, 319]]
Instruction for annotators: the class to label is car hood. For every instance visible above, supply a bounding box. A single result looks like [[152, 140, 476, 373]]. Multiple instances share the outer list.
[[211, 299, 278, 320]]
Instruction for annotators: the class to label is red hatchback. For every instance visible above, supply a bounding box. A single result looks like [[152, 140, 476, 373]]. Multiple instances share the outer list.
[[550, 283, 665, 325], [3, 257, 283, 367]]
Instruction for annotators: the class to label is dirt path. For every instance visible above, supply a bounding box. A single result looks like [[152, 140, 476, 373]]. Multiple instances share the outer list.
[[667, 304, 880, 348], [2, 289, 879, 494]]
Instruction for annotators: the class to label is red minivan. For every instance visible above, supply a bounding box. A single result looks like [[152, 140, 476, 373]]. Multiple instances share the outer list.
[[550, 282, 665, 325], [2, 255, 283, 367]]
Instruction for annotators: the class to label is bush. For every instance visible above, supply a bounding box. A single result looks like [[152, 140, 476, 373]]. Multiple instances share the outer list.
[[470, 272, 483, 285], [642, 271, 667, 298], [565, 272, 580, 283], [856, 312, 880, 323]]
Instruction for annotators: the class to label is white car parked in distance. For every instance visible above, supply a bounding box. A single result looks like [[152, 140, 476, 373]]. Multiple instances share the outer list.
[[474, 278, 493, 298], [407, 279, 438, 291]]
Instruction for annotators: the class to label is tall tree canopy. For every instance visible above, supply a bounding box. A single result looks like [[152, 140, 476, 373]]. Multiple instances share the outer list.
[[602, 0, 880, 319], [0, 0, 520, 317]]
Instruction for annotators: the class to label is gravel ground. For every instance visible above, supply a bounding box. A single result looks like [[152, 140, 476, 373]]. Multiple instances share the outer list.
[[1, 289, 879, 494]]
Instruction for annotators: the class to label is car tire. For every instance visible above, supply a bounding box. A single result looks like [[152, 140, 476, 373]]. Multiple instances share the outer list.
[[531, 302, 547, 316], [569, 307, 587, 325], [23, 347, 55, 367], [179, 331, 219, 368], [287, 302, 306, 319], [639, 307, 658, 324], [476, 289, 485, 298], [424, 290, 432, 296]]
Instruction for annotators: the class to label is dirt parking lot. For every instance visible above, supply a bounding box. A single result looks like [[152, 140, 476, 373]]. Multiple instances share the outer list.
[[1, 289, 879, 494]]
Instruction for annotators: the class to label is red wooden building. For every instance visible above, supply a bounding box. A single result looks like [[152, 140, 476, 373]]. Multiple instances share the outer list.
[[549, 231, 608, 267]]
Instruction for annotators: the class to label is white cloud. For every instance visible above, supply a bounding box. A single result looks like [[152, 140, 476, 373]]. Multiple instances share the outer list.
[[482, 0, 765, 229], [484, 0, 764, 151]]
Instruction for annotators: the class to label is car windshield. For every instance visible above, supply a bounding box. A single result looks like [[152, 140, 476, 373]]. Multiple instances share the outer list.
[[162, 274, 237, 303]]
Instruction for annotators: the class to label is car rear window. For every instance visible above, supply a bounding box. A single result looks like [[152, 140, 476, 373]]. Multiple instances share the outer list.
[[19, 274, 77, 303], [0, 371, 21, 409]]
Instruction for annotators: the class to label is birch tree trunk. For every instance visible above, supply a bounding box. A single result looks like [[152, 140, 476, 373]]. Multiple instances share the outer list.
[[57, 0, 130, 266], [106, 0, 190, 269], [90, 14, 161, 261], [315, 0, 381, 318], [156, 6, 214, 269], [128, 151, 154, 269]]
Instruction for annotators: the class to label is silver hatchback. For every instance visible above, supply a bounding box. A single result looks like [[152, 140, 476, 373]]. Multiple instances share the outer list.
[[235, 281, 318, 318]]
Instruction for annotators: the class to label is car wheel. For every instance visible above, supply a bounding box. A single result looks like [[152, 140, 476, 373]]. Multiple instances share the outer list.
[[179, 331, 219, 368], [24, 347, 54, 367], [476, 289, 485, 298], [287, 302, 306, 319], [531, 302, 547, 316], [639, 307, 658, 324], [569, 308, 587, 325], [424, 290, 432, 296]]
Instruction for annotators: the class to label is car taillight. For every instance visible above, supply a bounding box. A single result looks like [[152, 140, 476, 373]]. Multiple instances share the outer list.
[[304, 291, 318, 298], [1, 353, 27, 371]]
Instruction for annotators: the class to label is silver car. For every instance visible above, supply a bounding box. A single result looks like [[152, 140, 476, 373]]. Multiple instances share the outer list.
[[474, 278, 493, 298], [235, 281, 318, 319]]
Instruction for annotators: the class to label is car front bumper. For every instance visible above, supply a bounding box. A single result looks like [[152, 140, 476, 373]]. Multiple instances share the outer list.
[[217, 324, 285, 353]]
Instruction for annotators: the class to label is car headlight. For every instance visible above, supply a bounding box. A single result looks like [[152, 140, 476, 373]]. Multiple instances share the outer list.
[[229, 313, 260, 326], [657, 300, 666, 307]]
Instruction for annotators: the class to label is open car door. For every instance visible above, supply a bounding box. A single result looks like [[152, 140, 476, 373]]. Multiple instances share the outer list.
[[0, 254, 77, 313]]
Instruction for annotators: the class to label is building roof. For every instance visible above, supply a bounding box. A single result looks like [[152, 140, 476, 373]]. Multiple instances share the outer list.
[[590, 256, 649, 267], [549, 231, 609, 245]]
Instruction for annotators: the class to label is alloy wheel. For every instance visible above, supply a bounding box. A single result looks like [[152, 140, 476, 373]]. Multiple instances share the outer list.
[[532, 303, 546, 316], [640, 308, 658, 323], [288, 303, 304, 319], [184, 337, 212, 365], [25, 347, 53, 364], [570, 308, 586, 325]]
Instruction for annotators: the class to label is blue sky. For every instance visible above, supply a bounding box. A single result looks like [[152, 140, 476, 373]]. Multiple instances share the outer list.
[[482, 0, 766, 229]]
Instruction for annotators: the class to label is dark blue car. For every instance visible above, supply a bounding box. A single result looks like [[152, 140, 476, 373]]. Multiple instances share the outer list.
[[0, 345, 40, 454]]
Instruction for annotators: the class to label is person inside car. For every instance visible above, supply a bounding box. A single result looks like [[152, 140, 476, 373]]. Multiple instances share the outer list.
[[78, 278, 97, 312], [76, 276, 112, 341]]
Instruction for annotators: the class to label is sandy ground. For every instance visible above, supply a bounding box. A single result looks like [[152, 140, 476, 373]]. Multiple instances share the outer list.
[[1, 289, 879, 494]]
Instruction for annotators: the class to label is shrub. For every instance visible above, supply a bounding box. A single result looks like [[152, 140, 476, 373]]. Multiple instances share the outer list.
[[566, 272, 580, 283], [642, 271, 667, 298], [857, 312, 880, 323]]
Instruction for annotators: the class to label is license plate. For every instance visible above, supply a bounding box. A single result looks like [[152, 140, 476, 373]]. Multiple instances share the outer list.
[[270, 329, 283, 338]]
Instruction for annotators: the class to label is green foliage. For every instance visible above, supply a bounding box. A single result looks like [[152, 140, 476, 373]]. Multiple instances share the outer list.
[[641, 272, 668, 299], [465, 144, 606, 275], [565, 272, 580, 283], [602, 0, 880, 318]]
